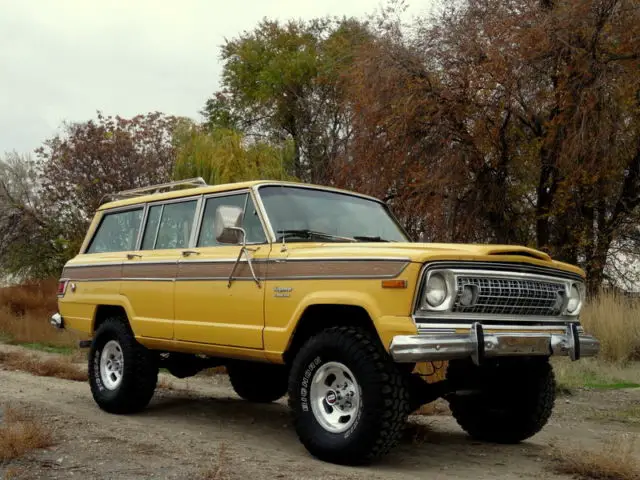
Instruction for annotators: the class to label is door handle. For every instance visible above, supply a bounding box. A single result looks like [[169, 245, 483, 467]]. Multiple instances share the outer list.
[[126, 253, 142, 260], [181, 250, 200, 257]]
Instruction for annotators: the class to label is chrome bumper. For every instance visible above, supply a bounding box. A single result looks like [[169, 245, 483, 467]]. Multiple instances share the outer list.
[[50, 312, 64, 329], [389, 322, 599, 364]]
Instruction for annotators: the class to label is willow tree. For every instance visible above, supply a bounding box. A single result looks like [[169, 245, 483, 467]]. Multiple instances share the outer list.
[[203, 17, 371, 183], [172, 121, 295, 184]]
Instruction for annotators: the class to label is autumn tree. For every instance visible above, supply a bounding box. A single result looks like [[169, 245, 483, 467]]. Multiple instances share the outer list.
[[203, 17, 372, 183], [172, 120, 295, 184], [340, 0, 640, 292], [37, 111, 179, 238]]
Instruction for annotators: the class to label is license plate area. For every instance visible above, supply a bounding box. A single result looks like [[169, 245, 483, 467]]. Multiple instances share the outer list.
[[488, 334, 551, 356]]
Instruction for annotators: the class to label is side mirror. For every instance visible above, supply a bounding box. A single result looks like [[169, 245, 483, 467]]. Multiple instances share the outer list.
[[215, 205, 245, 245]]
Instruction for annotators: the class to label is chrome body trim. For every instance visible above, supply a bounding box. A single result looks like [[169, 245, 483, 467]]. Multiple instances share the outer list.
[[390, 322, 600, 363], [63, 257, 411, 268], [188, 195, 205, 248], [251, 185, 277, 242], [414, 314, 577, 324], [416, 323, 571, 332], [134, 203, 149, 251]]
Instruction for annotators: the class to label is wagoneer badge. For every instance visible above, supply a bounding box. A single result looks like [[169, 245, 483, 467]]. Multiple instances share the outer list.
[[273, 286, 293, 298]]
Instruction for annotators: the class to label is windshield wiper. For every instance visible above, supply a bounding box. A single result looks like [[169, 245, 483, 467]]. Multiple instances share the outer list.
[[353, 236, 392, 242], [277, 229, 356, 242]]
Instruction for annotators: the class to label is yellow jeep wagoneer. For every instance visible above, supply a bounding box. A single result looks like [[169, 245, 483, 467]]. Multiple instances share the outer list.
[[52, 178, 599, 465]]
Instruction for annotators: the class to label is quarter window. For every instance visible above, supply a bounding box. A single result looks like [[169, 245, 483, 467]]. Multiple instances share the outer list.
[[87, 208, 143, 254], [198, 193, 266, 247]]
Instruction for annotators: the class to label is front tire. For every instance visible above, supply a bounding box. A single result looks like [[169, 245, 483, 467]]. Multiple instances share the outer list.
[[288, 327, 410, 465], [89, 317, 158, 414], [447, 358, 555, 444]]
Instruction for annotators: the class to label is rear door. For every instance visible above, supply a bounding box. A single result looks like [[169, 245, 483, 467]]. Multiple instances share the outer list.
[[120, 197, 201, 339]]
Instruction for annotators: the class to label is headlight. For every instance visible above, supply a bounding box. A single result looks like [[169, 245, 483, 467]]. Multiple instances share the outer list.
[[424, 273, 448, 308], [565, 283, 584, 315]]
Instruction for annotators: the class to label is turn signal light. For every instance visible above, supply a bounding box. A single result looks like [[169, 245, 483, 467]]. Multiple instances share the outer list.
[[381, 279, 408, 289]]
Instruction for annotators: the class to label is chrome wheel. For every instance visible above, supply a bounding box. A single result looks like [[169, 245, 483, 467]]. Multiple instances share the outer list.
[[100, 340, 124, 390], [310, 361, 361, 433]]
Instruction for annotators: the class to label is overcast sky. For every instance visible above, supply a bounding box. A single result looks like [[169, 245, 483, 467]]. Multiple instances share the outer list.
[[0, 0, 430, 155]]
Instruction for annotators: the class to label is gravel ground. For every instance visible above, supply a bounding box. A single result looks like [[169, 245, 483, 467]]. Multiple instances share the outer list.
[[0, 346, 638, 480]]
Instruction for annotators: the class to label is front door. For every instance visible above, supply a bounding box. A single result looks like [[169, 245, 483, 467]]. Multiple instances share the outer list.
[[174, 191, 269, 349]]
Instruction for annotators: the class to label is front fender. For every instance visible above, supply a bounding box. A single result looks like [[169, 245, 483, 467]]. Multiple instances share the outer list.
[[263, 287, 418, 359]]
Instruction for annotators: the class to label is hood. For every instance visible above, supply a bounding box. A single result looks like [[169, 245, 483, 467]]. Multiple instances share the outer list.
[[280, 242, 585, 277]]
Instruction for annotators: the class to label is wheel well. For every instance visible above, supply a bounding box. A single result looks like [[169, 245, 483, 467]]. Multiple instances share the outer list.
[[283, 304, 379, 364], [93, 305, 128, 332]]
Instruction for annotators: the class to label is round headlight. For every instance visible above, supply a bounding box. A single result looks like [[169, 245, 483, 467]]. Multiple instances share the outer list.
[[566, 284, 582, 314], [425, 273, 447, 307]]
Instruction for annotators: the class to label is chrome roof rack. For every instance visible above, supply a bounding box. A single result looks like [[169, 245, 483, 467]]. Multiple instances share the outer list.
[[102, 177, 208, 202]]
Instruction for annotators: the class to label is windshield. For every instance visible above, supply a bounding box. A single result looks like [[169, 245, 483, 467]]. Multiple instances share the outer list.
[[258, 186, 409, 242]]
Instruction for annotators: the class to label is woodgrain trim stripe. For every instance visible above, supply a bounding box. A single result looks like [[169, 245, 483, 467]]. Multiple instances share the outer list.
[[267, 260, 408, 279], [61, 264, 122, 280], [62, 259, 409, 281], [122, 263, 176, 279], [177, 261, 266, 279]]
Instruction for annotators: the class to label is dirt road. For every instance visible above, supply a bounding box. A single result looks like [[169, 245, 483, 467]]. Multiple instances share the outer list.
[[1, 352, 639, 480]]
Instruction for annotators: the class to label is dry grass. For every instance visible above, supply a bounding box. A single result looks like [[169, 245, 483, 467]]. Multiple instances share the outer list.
[[0, 406, 55, 462], [581, 292, 640, 363], [0, 280, 78, 350], [550, 434, 640, 480], [0, 280, 58, 316], [0, 350, 87, 382]]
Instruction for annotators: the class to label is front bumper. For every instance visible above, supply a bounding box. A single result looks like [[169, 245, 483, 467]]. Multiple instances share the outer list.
[[389, 322, 599, 364]]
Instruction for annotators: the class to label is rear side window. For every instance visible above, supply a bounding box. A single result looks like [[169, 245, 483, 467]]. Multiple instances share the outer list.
[[142, 200, 197, 250], [87, 208, 143, 254]]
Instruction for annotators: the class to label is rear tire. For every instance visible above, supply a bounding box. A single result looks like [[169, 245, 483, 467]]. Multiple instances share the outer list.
[[447, 358, 555, 444], [89, 317, 158, 414], [288, 326, 410, 465], [227, 361, 288, 403]]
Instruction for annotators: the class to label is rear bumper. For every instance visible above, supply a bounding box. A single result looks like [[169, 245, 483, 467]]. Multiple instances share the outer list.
[[50, 312, 64, 329], [389, 322, 599, 364]]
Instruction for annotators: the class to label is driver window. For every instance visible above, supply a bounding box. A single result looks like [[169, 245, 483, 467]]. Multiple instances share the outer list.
[[197, 193, 267, 247]]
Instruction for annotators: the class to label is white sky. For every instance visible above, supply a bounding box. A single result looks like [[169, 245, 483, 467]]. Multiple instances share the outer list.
[[0, 0, 431, 154]]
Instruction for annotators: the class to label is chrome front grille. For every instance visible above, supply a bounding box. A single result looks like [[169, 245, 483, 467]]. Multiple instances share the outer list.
[[452, 276, 566, 316]]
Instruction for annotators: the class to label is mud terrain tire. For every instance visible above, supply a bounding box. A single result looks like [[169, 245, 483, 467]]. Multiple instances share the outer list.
[[288, 326, 410, 465], [89, 317, 158, 414], [447, 358, 555, 444]]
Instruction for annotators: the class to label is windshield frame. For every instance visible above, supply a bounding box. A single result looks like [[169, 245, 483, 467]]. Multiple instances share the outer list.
[[252, 183, 412, 244]]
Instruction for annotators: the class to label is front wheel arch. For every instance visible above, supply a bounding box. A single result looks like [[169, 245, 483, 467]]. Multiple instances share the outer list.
[[283, 304, 380, 364]]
